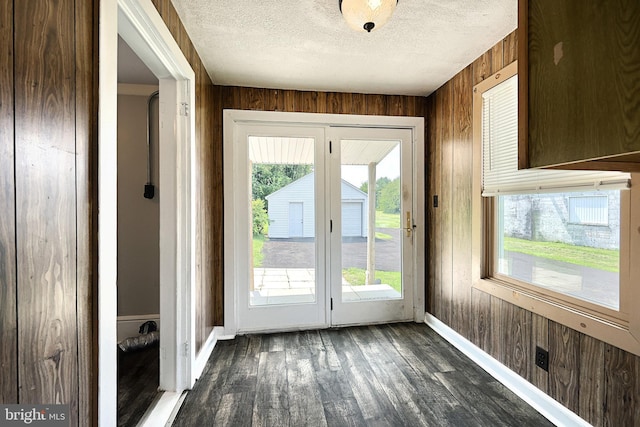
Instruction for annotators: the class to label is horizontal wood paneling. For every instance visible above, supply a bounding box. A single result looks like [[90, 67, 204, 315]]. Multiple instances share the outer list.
[[426, 29, 640, 426], [0, 0, 17, 405]]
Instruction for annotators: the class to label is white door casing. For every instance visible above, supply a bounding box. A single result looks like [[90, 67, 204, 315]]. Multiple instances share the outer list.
[[223, 110, 425, 336], [99, 0, 197, 424]]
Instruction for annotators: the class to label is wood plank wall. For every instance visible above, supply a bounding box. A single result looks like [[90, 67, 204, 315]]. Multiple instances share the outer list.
[[0, 0, 17, 406], [210, 86, 426, 324], [151, 0, 216, 352], [0, 0, 97, 424], [426, 30, 640, 426], [1, 1, 215, 424]]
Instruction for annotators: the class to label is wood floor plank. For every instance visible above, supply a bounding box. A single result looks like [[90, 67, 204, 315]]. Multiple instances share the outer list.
[[347, 326, 434, 426], [172, 323, 553, 427], [330, 328, 405, 425], [252, 351, 289, 426], [286, 357, 327, 427]]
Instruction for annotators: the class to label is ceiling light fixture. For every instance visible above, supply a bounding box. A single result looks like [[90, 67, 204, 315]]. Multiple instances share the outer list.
[[339, 0, 398, 33]]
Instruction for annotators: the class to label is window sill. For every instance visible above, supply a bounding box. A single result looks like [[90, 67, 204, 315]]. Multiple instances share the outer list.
[[473, 277, 640, 357]]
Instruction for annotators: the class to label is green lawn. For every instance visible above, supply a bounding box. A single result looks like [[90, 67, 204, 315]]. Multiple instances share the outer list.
[[375, 211, 400, 228], [253, 234, 265, 267], [375, 231, 393, 240], [342, 267, 402, 293], [503, 236, 619, 273]]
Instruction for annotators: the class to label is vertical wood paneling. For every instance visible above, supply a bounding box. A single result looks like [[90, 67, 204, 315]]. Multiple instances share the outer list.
[[473, 51, 493, 84], [439, 81, 454, 327], [283, 90, 296, 112], [503, 31, 518, 66], [427, 27, 640, 425], [603, 345, 636, 426], [15, 0, 79, 418], [351, 93, 366, 115], [470, 289, 491, 349], [489, 296, 503, 361], [425, 94, 438, 315], [451, 66, 473, 337], [325, 92, 341, 114], [74, 0, 96, 422], [548, 322, 580, 412], [531, 313, 549, 393], [365, 94, 386, 115], [315, 92, 327, 114], [265, 89, 284, 111], [211, 85, 224, 326], [469, 46, 496, 353], [0, 0, 17, 405], [491, 42, 503, 72], [502, 304, 531, 381], [432, 89, 445, 320], [386, 95, 403, 116], [579, 334, 604, 426]]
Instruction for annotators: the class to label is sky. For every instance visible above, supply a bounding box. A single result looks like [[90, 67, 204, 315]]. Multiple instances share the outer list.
[[341, 145, 400, 188]]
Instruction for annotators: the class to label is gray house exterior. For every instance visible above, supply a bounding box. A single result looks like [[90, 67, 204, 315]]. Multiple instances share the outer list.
[[265, 173, 368, 238]]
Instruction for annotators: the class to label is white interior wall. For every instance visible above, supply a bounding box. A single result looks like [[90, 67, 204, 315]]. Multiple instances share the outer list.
[[117, 89, 160, 318]]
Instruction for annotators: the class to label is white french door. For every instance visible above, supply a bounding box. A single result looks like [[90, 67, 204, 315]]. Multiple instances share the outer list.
[[328, 127, 415, 325], [233, 124, 328, 332], [224, 113, 422, 334]]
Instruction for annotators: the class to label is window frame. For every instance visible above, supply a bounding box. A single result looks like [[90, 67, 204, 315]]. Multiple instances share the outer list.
[[472, 61, 640, 356]]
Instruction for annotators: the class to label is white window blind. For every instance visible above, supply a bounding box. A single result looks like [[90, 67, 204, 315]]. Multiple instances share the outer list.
[[481, 75, 631, 196]]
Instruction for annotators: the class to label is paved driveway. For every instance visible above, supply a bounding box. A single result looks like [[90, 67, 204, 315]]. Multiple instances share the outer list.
[[261, 228, 401, 271]]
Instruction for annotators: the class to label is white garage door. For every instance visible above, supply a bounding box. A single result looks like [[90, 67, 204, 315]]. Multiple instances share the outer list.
[[342, 202, 363, 237]]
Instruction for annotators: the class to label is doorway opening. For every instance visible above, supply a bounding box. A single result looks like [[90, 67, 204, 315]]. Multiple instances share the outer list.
[[99, 0, 197, 424], [224, 111, 425, 335], [115, 35, 161, 426]]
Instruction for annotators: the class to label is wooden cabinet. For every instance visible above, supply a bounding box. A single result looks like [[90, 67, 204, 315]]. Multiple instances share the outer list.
[[519, 0, 640, 171]]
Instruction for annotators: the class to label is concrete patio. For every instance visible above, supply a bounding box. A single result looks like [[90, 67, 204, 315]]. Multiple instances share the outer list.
[[250, 267, 401, 306]]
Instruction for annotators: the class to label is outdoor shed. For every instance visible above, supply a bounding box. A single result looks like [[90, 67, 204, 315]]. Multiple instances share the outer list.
[[265, 173, 368, 238]]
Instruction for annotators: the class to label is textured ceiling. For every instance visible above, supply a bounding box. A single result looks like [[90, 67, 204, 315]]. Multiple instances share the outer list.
[[170, 0, 517, 96]]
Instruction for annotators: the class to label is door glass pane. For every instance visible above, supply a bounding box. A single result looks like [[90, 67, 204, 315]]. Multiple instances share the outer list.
[[340, 139, 402, 302], [249, 136, 316, 306]]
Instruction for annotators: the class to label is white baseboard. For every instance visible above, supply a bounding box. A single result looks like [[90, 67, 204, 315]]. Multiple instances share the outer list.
[[137, 391, 184, 427], [138, 326, 226, 427], [424, 313, 590, 427], [117, 314, 160, 342], [193, 326, 226, 382]]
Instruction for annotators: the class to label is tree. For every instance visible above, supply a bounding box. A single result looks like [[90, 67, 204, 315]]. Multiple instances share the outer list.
[[378, 177, 401, 214], [252, 199, 269, 235], [360, 176, 392, 210], [252, 164, 312, 201]]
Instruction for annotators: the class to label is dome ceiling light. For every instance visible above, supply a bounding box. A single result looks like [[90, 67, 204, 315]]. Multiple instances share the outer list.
[[339, 0, 399, 33]]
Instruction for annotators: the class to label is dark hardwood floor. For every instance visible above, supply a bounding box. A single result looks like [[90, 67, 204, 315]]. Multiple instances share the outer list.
[[118, 344, 160, 427], [173, 323, 553, 426]]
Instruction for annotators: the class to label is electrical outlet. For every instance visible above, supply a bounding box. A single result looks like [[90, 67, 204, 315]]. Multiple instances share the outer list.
[[535, 346, 549, 372]]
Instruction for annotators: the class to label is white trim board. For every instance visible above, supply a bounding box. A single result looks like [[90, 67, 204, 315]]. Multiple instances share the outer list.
[[424, 313, 591, 427]]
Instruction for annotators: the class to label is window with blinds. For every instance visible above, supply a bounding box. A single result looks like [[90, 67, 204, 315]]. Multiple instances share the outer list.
[[481, 75, 631, 196]]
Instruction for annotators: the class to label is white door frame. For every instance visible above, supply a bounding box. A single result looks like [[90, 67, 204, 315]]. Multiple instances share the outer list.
[[223, 110, 425, 336], [98, 0, 196, 424]]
